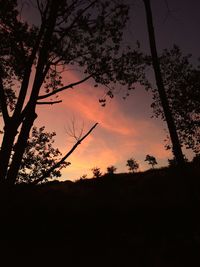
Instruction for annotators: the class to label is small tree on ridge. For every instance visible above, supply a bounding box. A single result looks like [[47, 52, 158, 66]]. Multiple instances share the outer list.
[[145, 154, 157, 169], [91, 167, 102, 179], [126, 158, 139, 173], [107, 165, 117, 175]]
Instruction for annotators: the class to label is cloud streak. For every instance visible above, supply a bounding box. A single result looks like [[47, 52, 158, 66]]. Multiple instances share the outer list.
[[36, 72, 172, 180]]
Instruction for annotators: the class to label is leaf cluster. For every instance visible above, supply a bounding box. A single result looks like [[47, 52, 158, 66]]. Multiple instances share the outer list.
[[150, 45, 200, 153], [18, 126, 70, 183]]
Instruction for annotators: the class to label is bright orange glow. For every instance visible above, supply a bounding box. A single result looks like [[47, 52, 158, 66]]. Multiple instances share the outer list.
[[35, 71, 172, 180]]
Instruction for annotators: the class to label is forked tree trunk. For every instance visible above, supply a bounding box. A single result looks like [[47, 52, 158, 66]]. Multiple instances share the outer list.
[[0, 0, 59, 186], [6, 111, 37, 185], [143, 0, 185, 168]]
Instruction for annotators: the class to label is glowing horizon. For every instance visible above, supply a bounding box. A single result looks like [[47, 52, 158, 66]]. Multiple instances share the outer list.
[[35, 70, 173, 181]]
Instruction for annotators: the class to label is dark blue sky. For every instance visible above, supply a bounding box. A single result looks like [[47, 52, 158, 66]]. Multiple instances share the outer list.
[[125, 0, 200, 59]]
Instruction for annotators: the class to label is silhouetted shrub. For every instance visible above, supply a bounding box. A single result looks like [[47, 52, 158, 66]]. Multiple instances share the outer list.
[[145, 154, 158, 168], [107, 165, 117, 174], [126, 158, 139, 173], [91, 167, 102, 178]]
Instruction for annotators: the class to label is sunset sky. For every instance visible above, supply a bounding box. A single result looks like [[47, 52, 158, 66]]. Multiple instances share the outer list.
[[36, 0, 200, 180], [2, 0, 200, 181]]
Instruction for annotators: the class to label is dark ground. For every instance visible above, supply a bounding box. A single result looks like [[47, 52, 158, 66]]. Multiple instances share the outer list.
[[0, 164, 200, 266]]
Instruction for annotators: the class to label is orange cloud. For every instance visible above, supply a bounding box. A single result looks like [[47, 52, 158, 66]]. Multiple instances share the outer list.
[[35, 71, 173, 180]]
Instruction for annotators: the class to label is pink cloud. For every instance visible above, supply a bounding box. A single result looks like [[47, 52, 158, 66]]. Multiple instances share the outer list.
[[35, 71, 172, 180]]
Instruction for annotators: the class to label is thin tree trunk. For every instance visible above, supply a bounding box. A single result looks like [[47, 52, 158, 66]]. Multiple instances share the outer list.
[[143, 0, 185, 167], [0, 122, 18, 182]]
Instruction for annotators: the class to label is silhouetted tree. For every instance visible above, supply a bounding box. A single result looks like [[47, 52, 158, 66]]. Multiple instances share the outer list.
[[151, 46, 200, 154], [143, 0, 185, 168], [126, 158, 139, 173], [145, 154, 157, 169], [0, 0, 145, 185], [107, 165, 117, 175], [91, 167, 102, 178], [18, 126, 70, 184]]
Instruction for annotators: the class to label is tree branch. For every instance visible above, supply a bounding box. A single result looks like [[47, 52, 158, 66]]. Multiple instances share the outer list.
[[36, 0, 50, 23], [36, 100, 62, 105], [37, 74, 92, 100], [65, 117, 85, 141], [32, 122, 98, 185], [0, 77, 9, 124], [56, 0, 98, 42]]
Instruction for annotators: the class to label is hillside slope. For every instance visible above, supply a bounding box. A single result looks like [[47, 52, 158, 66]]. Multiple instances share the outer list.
[[0, 164, 200, 266]]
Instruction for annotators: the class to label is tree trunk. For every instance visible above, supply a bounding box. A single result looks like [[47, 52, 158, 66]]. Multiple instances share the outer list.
[[6, 111, 37, 185], [143, 0, 185, 167], [0, 121, 18, 182]]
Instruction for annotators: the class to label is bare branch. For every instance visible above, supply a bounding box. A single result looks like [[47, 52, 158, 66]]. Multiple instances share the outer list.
[[36, 100, 62, 105], [78, 121, 85, 141], [0, 78, 10, 124], [163, 0, 181, 24], [65, 117, 85, 141], [37, 74, 92, 100], [32, 122, 98, 184], [36, 0, 43, 16], [36, 0, 50, 23]]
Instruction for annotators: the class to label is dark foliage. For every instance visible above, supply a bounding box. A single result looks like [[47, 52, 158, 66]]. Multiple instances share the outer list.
[[18, 126, 70, 183], [151, 45, 200, 154]]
